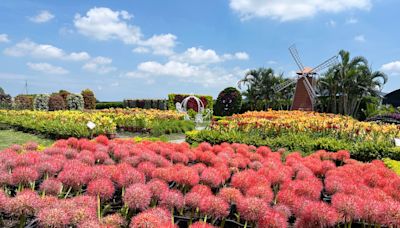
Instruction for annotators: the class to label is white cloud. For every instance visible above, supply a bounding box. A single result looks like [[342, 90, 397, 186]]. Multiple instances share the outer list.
[[74, 7, 142, 44], [132, 47, 150, 54], [139, 34, 177, 56], [171, 47, 249, 64], [172, 47, 222, 64], [0, 34, 10, 43], [381, 61, 400, 76], [135, 60, 245, 87], [234, 52, 249, 60], [346, 17, 358, 24], [354, 35, 366, 42], [229, 0, 372, 21], [4, 39, 90, 61], [27, 62, 68, 75], [83, 56, 116, 74], [29, 10, 54, 23], [267, 60, 278, 65]]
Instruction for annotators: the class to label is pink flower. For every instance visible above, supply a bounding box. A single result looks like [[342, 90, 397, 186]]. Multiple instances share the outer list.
[[199, 195, 229, 219], [95, 135, 109, 146], [123, 183, 152, 211], [8, 190, 40, 216], [11, 166, 39, 185], [94, 150, 110, 163], [190, 184, 213, 196], [160, 189, 184, 210], [37, 206, 72, 227], [200, 167, 224, 188], [130, 207, 170, 228], [87, 178, 115, 200], [147, 179, 169, 200], [137, 161, 157, 178], [40, 178, 63, 196], [23, 141, 38, 151], [217, 187, 243, 204], [246, 183, 273, 202], [237, 197, 269, 222], [331, 193, 362, 223], [257, 209, 288, 228], [102, 213, 126, 227], [175, 166, 199, 186], [112, 164, 145, 187], [294, 201, 339, 228], [184, 192, 202, 209]]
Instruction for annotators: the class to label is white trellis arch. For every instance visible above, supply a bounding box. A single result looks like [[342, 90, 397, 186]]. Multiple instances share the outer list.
[[175, 95, 212, 127]]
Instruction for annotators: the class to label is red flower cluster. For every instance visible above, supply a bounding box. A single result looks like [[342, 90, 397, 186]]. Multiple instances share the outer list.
[[0, 137, 399, 227]]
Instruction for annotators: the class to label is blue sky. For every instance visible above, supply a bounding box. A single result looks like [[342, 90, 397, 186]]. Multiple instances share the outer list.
[[0, 0, 399, 101]]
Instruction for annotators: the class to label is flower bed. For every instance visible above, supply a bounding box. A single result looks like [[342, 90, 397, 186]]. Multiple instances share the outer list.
[[0, 108, 191, 138], [0, 137, 399, 227], [215, 110, 400, 142]]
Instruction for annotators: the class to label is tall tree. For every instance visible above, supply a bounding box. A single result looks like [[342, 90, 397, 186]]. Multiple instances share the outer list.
[[238, 68, 294, 110], [318, 50, 387, 117]]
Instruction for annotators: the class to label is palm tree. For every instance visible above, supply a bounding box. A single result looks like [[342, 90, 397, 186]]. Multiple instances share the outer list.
[[238, 68, 294, 110], [318, 50, 387, 116]]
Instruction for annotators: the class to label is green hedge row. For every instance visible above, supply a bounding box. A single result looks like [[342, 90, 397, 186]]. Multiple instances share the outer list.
[[96, 102, 125, 109], [123, 99, 168, 110], [168, 94, 213, 111], [185, 130, 400, 162]]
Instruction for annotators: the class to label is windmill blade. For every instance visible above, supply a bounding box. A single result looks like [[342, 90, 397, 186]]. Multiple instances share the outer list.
[[273, 79, 297, 93], [302, 76, 317, 100], [289, 44, 305, 71], [310, 55, 338, 74]]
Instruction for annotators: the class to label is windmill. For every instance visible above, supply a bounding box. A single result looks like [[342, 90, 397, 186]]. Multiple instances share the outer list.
[[273, 44, 338, 111]]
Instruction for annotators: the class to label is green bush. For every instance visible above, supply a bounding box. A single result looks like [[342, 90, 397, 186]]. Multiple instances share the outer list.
[[0, 88, 12, 110], [96, 102, 124, 109], [67, 94, 84, 110], [123, 99, 168, 110], [81, 89, 96, 109], [144, 100, 152, 109], [58, 90, 71, 104], [168, 94, 213, 111], [33, 94, 50, 111], [14, 95, 34, 110], [48, 94, 66, 111], [214, 87, 242, 116], [185, 130, 399, 161], [150, 120, 195, 136], [383, 158, 400, 175]]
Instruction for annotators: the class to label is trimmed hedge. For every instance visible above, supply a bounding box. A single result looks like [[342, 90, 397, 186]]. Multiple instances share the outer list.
[[185, 130, 400, 161], [48, 94, 66, 111], [14, 95, 34, 110], [33, 94, 50, 111], [67, 94, 84, 111], [123, 99, 168, 110], [0, 93, 12, 109], [81, 89, 96, 109], [168, 94, 213, 112], [214, 87, 242, 116], [96, 102, 125, 109]]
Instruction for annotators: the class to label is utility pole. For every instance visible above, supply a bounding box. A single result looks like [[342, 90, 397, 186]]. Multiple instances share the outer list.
[[24, 80, 28, 94]]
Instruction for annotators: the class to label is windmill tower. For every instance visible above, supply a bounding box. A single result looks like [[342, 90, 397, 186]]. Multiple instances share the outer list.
[[273, 45, 338, 111]]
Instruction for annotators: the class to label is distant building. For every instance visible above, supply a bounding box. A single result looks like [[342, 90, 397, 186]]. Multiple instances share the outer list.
[[383, 89, 400, 107]]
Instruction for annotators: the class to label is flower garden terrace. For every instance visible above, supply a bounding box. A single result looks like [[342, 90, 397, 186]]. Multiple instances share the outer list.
[[0, 137, 399, 228], [213, 110, 400, 142]]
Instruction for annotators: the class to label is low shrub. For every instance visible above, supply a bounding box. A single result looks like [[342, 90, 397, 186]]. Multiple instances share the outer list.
[[0, 92, 12, 109], [383, 158, 400, 175], [66, 93, 84, 110], [96, 102, 124, 109], [81, 89, 96, 109], [33, 94, 50, 111], [48, 94, 66, 111], [123, 99, 168, 110], [14, 95, 34, 110], [186, 130, 399, 161]]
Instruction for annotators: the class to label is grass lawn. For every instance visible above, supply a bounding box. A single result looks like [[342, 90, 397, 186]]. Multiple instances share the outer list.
[[0, 129, 54, 150]]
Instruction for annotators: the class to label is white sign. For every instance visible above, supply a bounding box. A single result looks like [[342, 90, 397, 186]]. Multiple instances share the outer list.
[[395, 138, 400, 147], [87, 121, 96, 130]]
